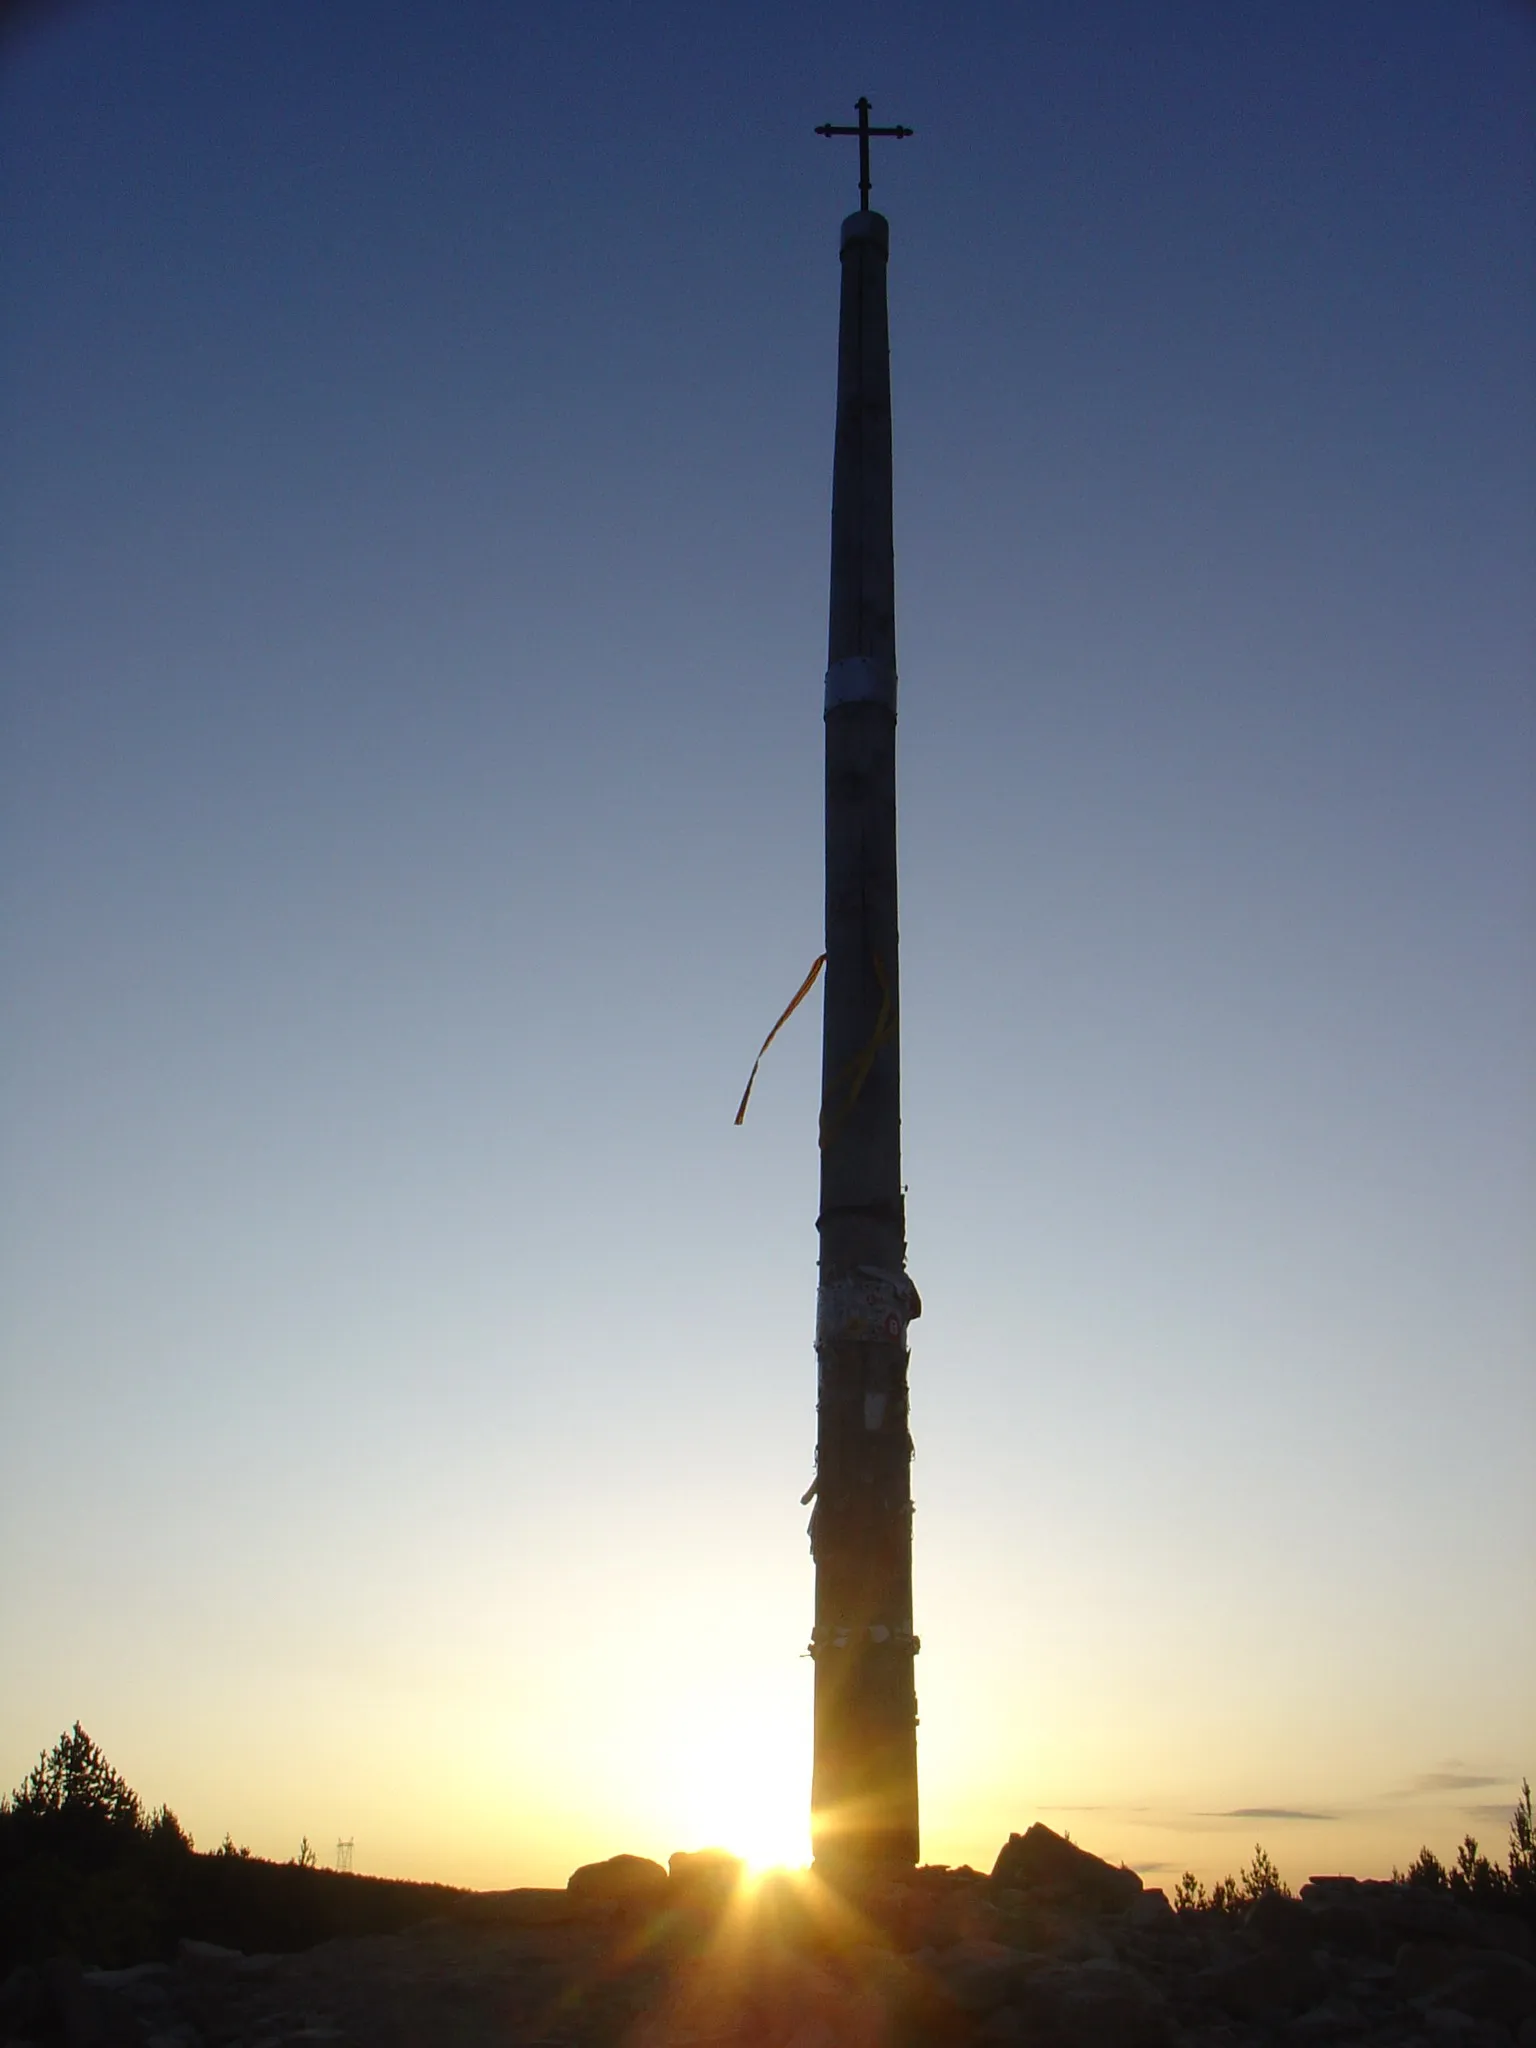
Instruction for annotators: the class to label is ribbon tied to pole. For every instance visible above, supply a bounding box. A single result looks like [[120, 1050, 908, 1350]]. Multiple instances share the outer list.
[[733, 949, 896, 1148], [734, 954, 826, 1126]]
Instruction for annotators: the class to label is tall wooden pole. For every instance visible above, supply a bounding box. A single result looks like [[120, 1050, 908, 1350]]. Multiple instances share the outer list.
[[809, 198, 920, 1870]]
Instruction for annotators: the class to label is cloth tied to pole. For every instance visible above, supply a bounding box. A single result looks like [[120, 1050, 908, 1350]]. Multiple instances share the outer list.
[[816, 1265, 922, 1348], [733, 954, 827, 1125]]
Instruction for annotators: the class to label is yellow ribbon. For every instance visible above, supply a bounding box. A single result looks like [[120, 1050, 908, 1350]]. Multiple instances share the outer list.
[[734, 955, 827, 1126]]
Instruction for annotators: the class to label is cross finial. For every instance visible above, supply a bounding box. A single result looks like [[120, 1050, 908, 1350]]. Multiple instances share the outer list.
[[814, 95, 913, 212]]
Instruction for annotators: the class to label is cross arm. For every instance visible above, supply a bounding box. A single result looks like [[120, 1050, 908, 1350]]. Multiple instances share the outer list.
[[814, 97, 913, 212]]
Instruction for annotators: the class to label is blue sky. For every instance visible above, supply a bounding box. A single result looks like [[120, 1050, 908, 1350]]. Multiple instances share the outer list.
[[2, 0, 1532, 1887]]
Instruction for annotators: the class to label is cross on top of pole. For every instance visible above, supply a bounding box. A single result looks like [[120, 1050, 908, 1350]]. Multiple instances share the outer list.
[[814, 96, 913, 212]]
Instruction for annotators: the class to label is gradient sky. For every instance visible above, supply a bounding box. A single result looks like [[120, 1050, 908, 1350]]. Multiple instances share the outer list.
[[2, 0, 1532, 1893]]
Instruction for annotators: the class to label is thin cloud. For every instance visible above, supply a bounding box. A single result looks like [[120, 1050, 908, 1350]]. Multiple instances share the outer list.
[[1464, 1802, 1522, 1826], [1213, 1808, 1338, 1822], [1404, 1772, 1506, 1795], [1035, 1804, 1151, 1816]]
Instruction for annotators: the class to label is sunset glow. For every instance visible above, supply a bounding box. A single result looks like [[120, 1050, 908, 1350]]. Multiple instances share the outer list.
[[659, 1715, 811, 1878], [2, 0, 1531, 1897]]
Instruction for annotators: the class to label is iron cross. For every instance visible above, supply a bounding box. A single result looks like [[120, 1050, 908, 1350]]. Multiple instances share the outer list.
[[815, 96, 913, 212]]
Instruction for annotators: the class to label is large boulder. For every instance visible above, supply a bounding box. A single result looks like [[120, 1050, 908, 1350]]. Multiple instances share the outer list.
[[566, 1852, 669, 1909], [990, 1824, 1143, 1914], [1044, 1958, 1173, 2047], [0, 1967, 44, 2038], [668, 1847, 744, 1906], [1242, 1888, 1320, 1952], [926, 1938, 1036, 2013], [1397, 1943, 1536, 2030], [1199, 1943, 1326, 2021]]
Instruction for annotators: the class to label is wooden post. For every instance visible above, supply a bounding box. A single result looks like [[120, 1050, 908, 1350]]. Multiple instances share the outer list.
[[810, 205, 920, 1870]]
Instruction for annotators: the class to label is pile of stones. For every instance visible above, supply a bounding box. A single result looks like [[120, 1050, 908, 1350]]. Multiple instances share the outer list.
[[4, 1825, 1534, 2047]]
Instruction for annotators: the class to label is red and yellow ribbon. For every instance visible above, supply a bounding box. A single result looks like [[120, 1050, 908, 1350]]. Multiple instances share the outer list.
[[734, 954, 827, 1125]]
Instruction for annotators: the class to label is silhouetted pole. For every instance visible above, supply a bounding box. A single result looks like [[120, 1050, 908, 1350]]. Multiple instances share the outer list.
[[809, 100, 919, 1871]]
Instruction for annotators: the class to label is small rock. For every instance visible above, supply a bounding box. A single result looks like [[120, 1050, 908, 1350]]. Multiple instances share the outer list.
[[1054, 1966, 1172, 2048], [780, 2021, 840, 2048], [974, 2002, 1029, 2043], [41, 1955, 140, 2048], [844, 1941, 917, 2003], [1285, 1994, 1367, 2041], [992, 1888, 1084, 1955], [82, 1964, 171, 1990], [1396, 1939, 1475, 1999], [1127, 1887, 1177, 1931], [1050, 1918, 1118, 1963], [1427, 2016, 1520, 2048], [1011, 1958, 1170, 2048], [1479, 1913, 1536, 1962], [926, 1891, 1002, 1950]]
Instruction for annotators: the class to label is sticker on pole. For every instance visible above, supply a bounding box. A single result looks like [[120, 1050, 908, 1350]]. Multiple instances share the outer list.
[[816, 1266, 922, 1346]]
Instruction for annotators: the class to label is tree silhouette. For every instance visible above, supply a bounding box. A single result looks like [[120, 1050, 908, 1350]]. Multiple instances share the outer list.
[[3, 1723, 147, 1866]]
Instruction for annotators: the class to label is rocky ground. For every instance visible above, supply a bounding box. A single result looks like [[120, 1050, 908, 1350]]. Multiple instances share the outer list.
[[5, 1828, 1535, 2048]]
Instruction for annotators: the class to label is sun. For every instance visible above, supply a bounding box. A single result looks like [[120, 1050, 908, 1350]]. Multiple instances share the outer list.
[[664, 1718, 811, 1877]]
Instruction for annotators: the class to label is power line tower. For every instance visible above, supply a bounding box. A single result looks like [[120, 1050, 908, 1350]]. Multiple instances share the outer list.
[[808, 98, 920, 1872], [334, 1838, 354, 1873]]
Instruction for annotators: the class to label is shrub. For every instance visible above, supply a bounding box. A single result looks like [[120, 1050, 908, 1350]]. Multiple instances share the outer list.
[[1400, 1845, 1448, 1890], [1173, 1870, 1207, 1914], [1507, 1781, 1535, 1900], [1452, 1834, 1504, 1903], [1397, 1781, 1535, 1910], [1174, 1844, 1289, 1916], [1238, 1844, 1290, 1902]]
